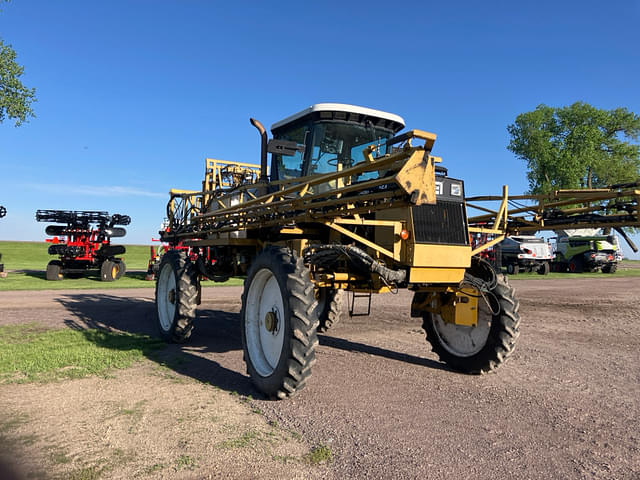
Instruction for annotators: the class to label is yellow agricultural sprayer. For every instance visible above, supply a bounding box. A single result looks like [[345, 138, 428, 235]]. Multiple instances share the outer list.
[[155, 104, 640, 398]]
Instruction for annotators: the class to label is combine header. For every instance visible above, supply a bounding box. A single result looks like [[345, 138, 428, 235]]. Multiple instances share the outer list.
[[36, 210, 131, 281], [155, 103, 640, 399]]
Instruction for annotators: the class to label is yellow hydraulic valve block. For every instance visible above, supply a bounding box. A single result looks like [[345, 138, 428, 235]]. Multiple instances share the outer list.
[[439, 288, 479, 327]]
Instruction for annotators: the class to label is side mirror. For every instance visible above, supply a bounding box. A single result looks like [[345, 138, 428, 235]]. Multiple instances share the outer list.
[[267, 139, 305, 157]]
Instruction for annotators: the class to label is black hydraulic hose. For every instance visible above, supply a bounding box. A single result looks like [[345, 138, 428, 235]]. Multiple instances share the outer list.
[[303, 244, 407, 284]]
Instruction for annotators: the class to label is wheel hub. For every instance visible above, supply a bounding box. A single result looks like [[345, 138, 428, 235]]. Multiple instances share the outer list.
[[264, 309, 280, 334]]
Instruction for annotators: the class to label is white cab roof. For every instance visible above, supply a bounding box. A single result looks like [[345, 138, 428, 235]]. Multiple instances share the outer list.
[[271, 103, 405, 131]]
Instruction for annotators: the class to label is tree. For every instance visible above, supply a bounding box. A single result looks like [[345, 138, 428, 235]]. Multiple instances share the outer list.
[[0, 0, 36, 126], [507, 102, 640, 194]]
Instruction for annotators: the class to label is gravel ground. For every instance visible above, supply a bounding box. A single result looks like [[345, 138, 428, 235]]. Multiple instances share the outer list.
[[0, 276, 639, 479]]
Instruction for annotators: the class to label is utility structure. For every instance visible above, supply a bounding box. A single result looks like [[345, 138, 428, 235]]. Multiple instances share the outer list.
[[36, 210, 130, 281], [155, 103, 640, 399], [0, 205, 6, 276]]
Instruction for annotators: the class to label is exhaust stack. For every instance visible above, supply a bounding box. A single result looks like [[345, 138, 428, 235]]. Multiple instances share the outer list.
[[250, 118, 268, 181]]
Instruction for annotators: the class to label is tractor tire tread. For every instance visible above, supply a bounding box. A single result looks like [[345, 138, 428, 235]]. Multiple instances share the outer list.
[[241, 246, 318, 399], [317, 289, 346, 333], [155, 250, 198, 343]]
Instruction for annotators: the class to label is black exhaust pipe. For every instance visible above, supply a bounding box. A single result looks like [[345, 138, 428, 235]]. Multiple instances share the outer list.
[[250, 118, 268, 181]]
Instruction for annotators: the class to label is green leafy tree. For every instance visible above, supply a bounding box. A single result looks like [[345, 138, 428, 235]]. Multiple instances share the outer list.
[[0, 0, 36, 126], [507, 102, 640, 194]]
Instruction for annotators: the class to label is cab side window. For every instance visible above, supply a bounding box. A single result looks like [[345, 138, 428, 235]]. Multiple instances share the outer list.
[[274, 125, 308, 180]]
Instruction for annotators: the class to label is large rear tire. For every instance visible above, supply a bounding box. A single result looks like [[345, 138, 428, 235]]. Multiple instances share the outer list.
[[241, 246, 318, 399], [420, 276, 520, 374], [46, 260, 63, 281], [315, 288, 346, 333], [155, 250, 198, 343]]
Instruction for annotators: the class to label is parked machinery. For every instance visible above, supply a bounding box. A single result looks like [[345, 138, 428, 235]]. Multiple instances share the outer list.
[[155, 103, 640, 399], [498, 235, 553, 275], [552, 229, 621, 273], [466, 184, 639, 269], [35, 210, 130, 281]]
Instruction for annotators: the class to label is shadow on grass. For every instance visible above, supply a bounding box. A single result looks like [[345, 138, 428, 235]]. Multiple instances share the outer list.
[[54, 293, 255, 396]]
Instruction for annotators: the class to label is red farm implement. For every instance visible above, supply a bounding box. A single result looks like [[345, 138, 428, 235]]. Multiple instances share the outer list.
[[35, 209, 131, 281]]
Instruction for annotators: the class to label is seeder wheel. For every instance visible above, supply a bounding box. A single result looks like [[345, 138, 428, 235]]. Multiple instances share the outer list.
[[100, 260, 119, 282], [115, 260, 126, 279], [46, 260, 64, 281]]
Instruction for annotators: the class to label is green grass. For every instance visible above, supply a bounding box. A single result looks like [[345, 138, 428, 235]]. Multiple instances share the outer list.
[[0, 324, 165, 383], [507, 260, 640, 280], [0, 241, 152, 271], [174, 455, 197, 471], [217, 430, 261, 449], [0, 241, 244, 291], [0, 270, 243, 291], [304, 444, 333, 464]]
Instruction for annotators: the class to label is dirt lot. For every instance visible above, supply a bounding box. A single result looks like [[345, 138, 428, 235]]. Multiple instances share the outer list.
[[0, 277, 639, 479]]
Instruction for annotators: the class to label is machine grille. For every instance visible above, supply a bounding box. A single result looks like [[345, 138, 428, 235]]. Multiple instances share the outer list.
[[412, 201, 469, 245]]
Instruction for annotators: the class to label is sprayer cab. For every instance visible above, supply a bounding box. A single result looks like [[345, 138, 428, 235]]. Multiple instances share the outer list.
[[263, 103, 405, 182]]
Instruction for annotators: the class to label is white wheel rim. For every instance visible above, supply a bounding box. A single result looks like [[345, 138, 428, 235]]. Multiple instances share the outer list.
[[432, 298, 492, 357], [157, 262, 176, 332], [245, 268, 285, 377]]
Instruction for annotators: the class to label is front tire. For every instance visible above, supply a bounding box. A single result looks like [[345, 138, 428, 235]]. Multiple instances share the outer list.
[[420, 276, 521, 374], [241, 246, 318, 399], [155, 250, 198, 343], [315, 288, 346, 333], [506, 263, 519, 275]]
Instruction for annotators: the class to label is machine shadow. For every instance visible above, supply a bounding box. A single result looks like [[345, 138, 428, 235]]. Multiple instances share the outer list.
[[54, 293, 452, 396], [318, 334, 451, 372], [54, 293, 256, 396]]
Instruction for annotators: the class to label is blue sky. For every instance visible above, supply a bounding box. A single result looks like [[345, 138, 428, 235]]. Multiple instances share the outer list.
[[1, 1, 639, 257]]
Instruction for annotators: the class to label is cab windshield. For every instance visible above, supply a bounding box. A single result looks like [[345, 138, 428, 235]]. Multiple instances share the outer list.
[[307, 122, 393, 177]]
